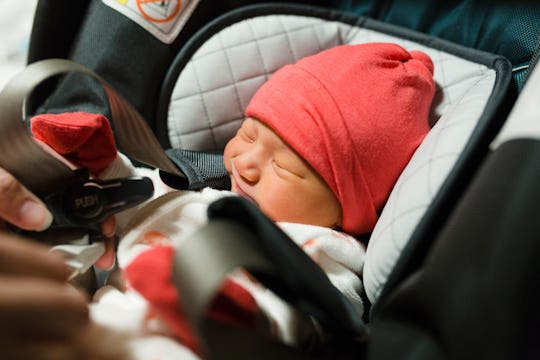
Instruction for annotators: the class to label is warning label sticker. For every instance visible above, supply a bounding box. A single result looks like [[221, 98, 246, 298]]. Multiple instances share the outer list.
[[102, 0, 200, 44]]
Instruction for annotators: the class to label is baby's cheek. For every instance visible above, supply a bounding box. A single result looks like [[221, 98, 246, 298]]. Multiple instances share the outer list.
[[223, 137, 240, 171], [222, 154, 232, 173], [257, 191, 297, 223]]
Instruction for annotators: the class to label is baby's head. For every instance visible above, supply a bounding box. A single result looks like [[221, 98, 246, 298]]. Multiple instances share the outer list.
[[224, 43, 435, 235]]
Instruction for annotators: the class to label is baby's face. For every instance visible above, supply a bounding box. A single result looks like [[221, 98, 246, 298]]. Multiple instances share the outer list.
[[224, 117, 342, 228]]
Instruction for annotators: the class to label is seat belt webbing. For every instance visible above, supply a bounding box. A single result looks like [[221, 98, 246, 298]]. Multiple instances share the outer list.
[[0, 59, 185, 196]]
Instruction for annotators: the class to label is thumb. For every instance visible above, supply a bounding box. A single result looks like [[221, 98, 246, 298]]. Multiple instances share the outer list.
[[0, 167, 53, 231]]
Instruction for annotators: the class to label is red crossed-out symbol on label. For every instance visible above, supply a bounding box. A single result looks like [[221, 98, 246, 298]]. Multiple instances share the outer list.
[[136, 0, 182, 23]]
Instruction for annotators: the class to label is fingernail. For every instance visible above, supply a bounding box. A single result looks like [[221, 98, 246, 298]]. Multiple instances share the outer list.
[[20, 200, 53, 231]]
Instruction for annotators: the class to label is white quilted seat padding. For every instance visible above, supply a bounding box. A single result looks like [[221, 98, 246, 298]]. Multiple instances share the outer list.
[[166, 14, 497, 305]]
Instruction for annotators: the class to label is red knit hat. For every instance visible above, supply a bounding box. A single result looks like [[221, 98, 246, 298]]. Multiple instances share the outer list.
[[246, 43, 435, 235]]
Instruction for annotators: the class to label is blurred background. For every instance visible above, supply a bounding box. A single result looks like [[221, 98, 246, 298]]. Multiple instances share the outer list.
[[0, 0, 38, 89]]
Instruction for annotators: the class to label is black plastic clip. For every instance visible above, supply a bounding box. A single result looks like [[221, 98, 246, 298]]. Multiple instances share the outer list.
[[43, 168, 154, 231]]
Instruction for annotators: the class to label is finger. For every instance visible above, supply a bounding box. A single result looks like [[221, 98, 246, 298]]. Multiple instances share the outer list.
[[2, 324, 130, 360], [0, 167, 53, 231], [100, 215, 116, 238], [94, 236, 116, 270], [0, 276, 88, 338], [0, 339, 78, 360], [1, 339, 81, 360], [0, 232, 70, 280]]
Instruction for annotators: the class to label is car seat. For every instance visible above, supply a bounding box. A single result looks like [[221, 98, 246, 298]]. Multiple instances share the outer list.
[[155, 3, 538, 358], [4, 0, 540, 358]]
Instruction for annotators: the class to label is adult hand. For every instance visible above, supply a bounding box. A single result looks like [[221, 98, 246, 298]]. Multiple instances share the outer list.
[[0, 163, 116, 270], [95, 216, 117, 270], [0, 232, 90, 359], [33, 140, 118, 270]]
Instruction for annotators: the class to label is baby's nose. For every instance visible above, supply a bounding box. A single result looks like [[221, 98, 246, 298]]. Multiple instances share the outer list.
[[234, 153, 261, 183]]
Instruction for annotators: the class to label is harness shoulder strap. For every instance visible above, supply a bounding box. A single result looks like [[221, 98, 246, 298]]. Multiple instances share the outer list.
[[0, 59, 229, 196]]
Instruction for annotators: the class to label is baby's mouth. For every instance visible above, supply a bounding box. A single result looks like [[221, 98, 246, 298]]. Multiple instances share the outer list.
[[231, 165, 257, 205], [233, 184, 257, 204]]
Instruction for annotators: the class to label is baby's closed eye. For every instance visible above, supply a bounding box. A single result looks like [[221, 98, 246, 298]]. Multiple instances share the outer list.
[[272, 159, 304, 179], [240, 129, 255, 143]]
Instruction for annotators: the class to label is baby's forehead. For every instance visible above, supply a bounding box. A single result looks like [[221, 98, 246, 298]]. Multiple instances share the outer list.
[[242, 116, 259, 128], [246, 117, 283, 143], [256, 119, 314, 164]]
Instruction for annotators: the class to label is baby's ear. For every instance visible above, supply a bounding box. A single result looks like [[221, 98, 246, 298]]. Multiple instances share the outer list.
[[30, 112, 117, 175]]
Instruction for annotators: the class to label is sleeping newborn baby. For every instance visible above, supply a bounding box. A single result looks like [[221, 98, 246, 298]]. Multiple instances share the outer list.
[[30, 42, 435, 359]]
